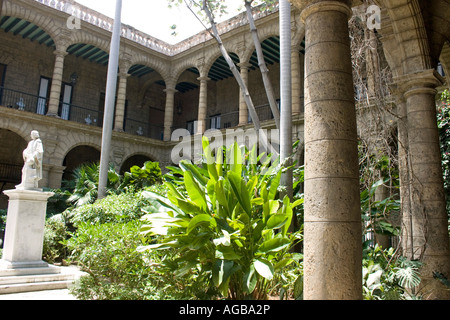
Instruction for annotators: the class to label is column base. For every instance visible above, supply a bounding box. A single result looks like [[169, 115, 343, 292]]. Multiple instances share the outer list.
[[0, 259, 61, 277]]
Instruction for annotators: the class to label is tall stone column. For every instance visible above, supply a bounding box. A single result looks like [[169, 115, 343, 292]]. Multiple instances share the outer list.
[[398, 69, 450, 299], [163, 85, 177, 141], [291, 48, 303, 115], [296, 0, 362, 299], [197, 76, 209, 134], [114, 71, 130, 132], [47, 49, 68, 116], [238, 62, 251, 125]]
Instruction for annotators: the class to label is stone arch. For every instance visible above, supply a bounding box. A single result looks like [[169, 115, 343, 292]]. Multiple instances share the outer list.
[[119, 153, 156, 175], [61, 144, 101, 181], [69, 30, 110, 53], [204, 52, 241, 82], [172, 60, 201, 84], [2, 0, 62, 47], [129, 54, 170, 84], [380, 0, 433, 75]]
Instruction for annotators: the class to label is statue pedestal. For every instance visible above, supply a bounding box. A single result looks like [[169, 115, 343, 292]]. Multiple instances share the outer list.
[[0, 189, 54, 271]]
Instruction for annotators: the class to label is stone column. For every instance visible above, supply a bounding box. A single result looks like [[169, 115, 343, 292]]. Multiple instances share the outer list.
[[197, 76, 209, 134], [163, 86, 177, 141], [47, 49, 68, 116], [238, 62, 251, 125], [398, 69, 450, 299], [297, 0, 362, 300], [0, 189, 55, 270], [291, 48, 303, 115], [114, 71, 130, 132]]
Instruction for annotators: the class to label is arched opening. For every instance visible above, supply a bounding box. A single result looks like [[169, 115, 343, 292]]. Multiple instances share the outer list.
[[62, 145, 100, 182], [172, 68, 201, 134], [0, 129, 27, 209], [120, 154, 153, 175], [123, 64, 166, 140]]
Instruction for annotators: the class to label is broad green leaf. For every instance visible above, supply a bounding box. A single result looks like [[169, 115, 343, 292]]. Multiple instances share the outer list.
[[268, 170, 281, 200], [263, 200, 279, 224], [165, 181, 185, 200], [251, 197, 264, 206], [281, 196, 293, 236], [216, 146, 224, 177], [215, 180, 229, 213], [243, 265, 257, 293], [213, 259, 235, 287], [215, 245, 243, 260], [187, 214, 216, 234], [180, 161, 209, 186], [184, 170, 208, 212], [266, 214, 288, 230], [228, 171, 251, 216], [202, 136, 219, 181], [175, 198, 203, 215], [292, 198, 304, 208], [230, 142, 242, 176], [253, 259, 274, 280], [258, 236, 291, 253]]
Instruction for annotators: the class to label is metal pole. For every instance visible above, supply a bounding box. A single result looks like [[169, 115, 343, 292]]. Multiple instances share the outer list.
[[280, 0, 292, 199], [98, 0, 122, 199]]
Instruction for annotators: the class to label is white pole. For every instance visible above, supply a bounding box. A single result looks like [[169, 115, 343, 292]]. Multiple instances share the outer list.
[[98, 0, 122, 199], [280, 0, 292, 198]]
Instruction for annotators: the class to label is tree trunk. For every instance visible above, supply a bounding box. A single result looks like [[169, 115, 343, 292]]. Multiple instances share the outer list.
[[244, 1, 280, 130], [203, 2, 262, 131]]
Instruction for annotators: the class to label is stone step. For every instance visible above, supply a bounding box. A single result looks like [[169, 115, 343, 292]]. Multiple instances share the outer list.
[[0, 280, 73, 295], [0, 266, 61, 277], [0, 273, 75, 285], [0, 266, 85, 295]]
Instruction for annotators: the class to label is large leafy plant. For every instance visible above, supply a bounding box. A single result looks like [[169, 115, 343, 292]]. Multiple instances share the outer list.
[[139, 137, 302, 299]]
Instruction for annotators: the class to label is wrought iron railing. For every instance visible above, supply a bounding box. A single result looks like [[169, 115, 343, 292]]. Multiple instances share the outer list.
[[0, 86, 280, 140], [0, 86, 163, 140], [124, 118, 164, 141]]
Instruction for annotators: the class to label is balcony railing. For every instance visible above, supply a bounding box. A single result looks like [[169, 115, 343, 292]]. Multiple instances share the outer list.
[[0, 86, 282, 141], [0, 86, 165, 140]]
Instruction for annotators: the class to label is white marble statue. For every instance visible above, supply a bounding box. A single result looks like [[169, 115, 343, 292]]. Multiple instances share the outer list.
[[16, 130, 44, 190]]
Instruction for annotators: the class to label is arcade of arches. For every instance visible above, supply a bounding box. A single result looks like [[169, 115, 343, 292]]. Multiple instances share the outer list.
[[0, 0, 449, 299]]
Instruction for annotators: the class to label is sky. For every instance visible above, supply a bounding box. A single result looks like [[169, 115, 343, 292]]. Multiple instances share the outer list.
[[75, 0, 246, 44]]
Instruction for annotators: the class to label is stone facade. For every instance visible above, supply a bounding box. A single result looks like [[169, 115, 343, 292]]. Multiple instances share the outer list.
[[0, 0, 305, 200]]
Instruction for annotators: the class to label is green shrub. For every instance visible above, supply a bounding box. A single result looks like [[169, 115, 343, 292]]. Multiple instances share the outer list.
[[66, 220, 163, 300], [362, 244, 422, 300], [69, 191, 150, 227], [43, 216, 70, 264]]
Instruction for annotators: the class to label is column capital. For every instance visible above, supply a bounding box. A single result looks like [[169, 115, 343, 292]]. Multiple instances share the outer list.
[[393, 69, 444, 98], [164, 87, 178, 94], [297, 0, 353, 22], [53, 49, 68, 58], [237, 62, 252, 70], [197, 76, 210, 82], [118, 71, 131, 78]]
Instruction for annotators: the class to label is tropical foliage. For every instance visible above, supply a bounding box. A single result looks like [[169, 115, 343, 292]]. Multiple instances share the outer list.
[[139, 137, 303, 299], [438, 90, 450, 227]]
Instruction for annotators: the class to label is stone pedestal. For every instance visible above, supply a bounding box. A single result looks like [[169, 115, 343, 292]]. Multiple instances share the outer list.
[[0, 189, 54, 271]]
